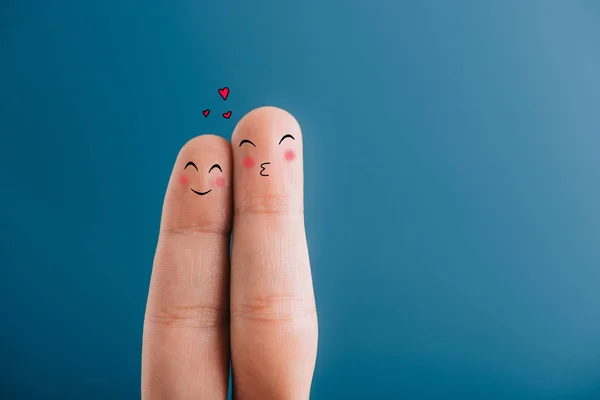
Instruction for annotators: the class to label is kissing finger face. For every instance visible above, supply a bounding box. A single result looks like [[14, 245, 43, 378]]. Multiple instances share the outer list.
[[232, 107, 303, 214]]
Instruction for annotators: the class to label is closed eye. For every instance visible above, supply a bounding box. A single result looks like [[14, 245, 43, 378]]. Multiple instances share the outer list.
[[208, 164, 222, 173], [185, 161, 198, 171], [278, 134, 295, 145], [239, 139, 256, 147]]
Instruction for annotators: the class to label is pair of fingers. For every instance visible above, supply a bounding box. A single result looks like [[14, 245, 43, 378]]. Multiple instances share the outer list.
[[141, 107, 318, 400]]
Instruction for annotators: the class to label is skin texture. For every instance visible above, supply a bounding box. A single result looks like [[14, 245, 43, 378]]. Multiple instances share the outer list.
[[141, 107, 318, 400]]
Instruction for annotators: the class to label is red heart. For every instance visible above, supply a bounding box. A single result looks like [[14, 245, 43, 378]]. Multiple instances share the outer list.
[[218, 87, 229, 100], [202, 109, 210, 117], [222, 111, 231, 119]]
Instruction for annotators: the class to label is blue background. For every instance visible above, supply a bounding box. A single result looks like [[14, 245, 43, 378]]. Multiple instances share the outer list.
[[1, 1, 600, 398]]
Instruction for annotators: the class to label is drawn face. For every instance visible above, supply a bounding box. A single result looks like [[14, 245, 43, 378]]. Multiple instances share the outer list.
[[181, 160, 225, 196], [231, 106, 303, 213], [238, 133, 296, 177]]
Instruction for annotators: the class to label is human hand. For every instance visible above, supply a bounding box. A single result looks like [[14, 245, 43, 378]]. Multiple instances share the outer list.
[[141, 107, 318, 400]]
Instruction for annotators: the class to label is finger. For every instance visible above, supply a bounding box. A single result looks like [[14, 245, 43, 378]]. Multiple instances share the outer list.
[[142, 135, 232, 400], [230, 107, 318, 399]]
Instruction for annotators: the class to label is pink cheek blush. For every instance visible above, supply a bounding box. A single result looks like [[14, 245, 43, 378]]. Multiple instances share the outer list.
[[243, 156, 255, 169], [179, 175, 189, 185], [216, 177, 225, 187], [284, 150, 296, 161]]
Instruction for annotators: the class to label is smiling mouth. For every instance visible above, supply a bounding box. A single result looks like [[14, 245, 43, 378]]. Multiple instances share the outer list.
[[260, 162, 270, 177], [191, 188, 212, 196]]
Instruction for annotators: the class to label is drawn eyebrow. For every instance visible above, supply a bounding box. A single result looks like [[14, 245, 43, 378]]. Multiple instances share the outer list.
[[239, 139, 256, 147], [185, 161, 198, 171], [208, 163, 222, 173], [278, 134, 295, 145]]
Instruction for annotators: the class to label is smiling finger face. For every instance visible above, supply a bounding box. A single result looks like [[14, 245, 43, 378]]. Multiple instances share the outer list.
[[232, 106, 303, 213], [183, 160, 225, 196], [162, 135, 232, 233]]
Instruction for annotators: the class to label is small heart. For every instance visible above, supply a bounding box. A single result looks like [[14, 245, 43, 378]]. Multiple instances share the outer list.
[[222, 111, 231, 119], [202, 109, 210, 117], [218, 87, 229, 100]]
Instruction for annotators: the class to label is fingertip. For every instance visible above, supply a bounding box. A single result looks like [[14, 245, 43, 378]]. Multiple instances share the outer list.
[[179, 134, 231, 155], [232, 106, 302, 143]]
